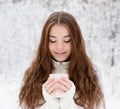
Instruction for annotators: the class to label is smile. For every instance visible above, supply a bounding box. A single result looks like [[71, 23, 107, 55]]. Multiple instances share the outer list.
[[54, 52, 66, 55]]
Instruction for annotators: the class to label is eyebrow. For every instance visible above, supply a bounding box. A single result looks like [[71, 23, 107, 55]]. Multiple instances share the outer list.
[[49, 35, 70, 38]]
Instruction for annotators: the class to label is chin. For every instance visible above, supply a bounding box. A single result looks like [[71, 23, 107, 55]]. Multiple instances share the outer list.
[[54, 58, 67, 62]]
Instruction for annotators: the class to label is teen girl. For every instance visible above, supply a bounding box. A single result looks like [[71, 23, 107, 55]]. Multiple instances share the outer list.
[[19, 11, 105, 109]]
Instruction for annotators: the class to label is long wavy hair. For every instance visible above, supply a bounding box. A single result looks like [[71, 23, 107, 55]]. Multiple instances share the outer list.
[[19, 11, 105, 109]]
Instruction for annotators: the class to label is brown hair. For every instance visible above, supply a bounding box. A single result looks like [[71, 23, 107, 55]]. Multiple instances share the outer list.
[[19, 11, 105, 109]]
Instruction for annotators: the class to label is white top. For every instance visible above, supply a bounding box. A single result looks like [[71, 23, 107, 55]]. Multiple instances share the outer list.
[[38, 60, 83, 109]]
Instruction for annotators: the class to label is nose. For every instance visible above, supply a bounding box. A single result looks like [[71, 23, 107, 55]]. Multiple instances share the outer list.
[[56, 41, 64, 50]]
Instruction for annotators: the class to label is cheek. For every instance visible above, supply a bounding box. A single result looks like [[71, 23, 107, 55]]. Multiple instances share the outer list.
[[49, 44, 54, 52], [66, 44, 71, 51]]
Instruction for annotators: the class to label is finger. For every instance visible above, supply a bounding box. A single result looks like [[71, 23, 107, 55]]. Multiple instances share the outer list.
[[59, 78, 72, 89], [46, 83, 57, 94], [58, 79, 72, 92], [58, 83, 69, 92], [44, 78, 56, 92], [45, 77, 55, 87]]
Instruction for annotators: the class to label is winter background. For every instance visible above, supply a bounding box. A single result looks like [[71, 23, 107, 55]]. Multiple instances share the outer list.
[[0, 0, 120, 109]]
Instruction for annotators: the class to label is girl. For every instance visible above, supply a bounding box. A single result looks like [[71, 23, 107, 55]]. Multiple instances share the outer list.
[[19, 11, 105, 109]]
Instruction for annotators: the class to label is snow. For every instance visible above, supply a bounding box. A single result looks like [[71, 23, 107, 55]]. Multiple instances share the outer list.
[[0, 0, 120, 109]]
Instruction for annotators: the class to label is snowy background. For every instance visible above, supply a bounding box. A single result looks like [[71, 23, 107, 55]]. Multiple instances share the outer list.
[[0, 0, 120, 109]]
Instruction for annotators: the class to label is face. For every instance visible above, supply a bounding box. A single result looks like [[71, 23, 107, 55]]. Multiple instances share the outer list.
[[49, 24, 71, 62]]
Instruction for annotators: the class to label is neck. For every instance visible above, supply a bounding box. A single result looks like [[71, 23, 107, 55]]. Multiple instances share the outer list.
[[52, 56, 71, 63]]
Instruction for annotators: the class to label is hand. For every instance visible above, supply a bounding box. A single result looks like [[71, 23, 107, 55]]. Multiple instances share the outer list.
[[44, 77, 57, 95], [44, 76, 73, 96], [57, 77, 73, 93]]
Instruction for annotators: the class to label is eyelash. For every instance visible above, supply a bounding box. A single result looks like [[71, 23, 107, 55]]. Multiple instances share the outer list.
[[64, 40, 71, 43], [49, 40, 56, 43], [49, 40, 71, 43]]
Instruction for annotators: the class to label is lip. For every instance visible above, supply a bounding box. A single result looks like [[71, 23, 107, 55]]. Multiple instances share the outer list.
[[54, 52, 66, 54]]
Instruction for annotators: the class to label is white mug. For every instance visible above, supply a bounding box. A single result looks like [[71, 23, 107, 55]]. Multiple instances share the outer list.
[[49, 74, 68, 98]]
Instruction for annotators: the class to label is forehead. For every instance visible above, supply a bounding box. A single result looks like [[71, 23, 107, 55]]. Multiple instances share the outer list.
[[49, 24, 70, 37]]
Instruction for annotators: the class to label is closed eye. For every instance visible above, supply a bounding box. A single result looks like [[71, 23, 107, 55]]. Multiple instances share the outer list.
[[64, 40, 71, 43], [49, 39, 56, 43]]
